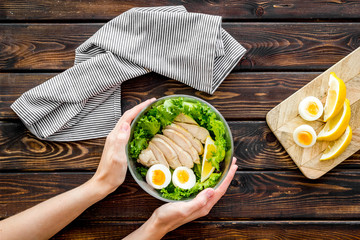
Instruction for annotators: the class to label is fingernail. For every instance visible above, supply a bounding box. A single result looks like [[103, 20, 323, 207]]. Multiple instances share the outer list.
[[150, 97, 156, 102], [206, 189, 214, 199], [121, 122, 130, 132]]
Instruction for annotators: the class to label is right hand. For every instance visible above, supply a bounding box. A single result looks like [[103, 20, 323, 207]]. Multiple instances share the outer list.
[[152, 157, 238, 235]]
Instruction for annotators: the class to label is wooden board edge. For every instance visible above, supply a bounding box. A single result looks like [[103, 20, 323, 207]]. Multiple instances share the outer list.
[[266, 46, 360, 179], [299, 166, 326, 179]]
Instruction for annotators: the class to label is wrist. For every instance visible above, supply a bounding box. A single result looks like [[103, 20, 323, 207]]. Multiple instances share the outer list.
[[123, 209, 169, 240], [143, 213, 169, 239], [84, 177, 112, 201]]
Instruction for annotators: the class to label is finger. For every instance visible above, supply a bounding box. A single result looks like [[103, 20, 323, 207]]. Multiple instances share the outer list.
[[115, 98, 156, 130], [116, 121, 131, 148], [218, 161, 237, 194], [211, 163, 238, 202], [204, 165, 238, 209], [231, 157, 237, 166], [184, 158, 237, 214], [119, 98, 155, 126], [184, 188, 215, 214]]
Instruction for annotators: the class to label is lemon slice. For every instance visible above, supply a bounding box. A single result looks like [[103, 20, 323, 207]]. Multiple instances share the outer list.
[[201, 136, 215, 182], [317, 98, 351, 141], [320, 126, 352, 161], [323, 72, 346, 122]]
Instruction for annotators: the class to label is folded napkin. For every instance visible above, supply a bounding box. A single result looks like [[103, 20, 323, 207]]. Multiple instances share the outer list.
[[11, 5, 246, 141]]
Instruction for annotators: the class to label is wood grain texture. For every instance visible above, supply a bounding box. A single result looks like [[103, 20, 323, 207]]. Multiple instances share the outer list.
[[1, 120, 360, 171], [1, 23, 360, 71], [54, 220, 360, 240], [2, 171, 360, 220], [1, 0, 360, 21], [0, 121, 104, 171], [0, 72, 315, 119], [0, 121, 291, 171], [267, 47, 360, 179], [2, 1, 360, 238]]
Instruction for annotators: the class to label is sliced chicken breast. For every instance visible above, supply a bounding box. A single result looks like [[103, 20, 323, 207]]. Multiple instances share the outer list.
[[148, 142, 169, 168], [156, 134, 194, 169], [174, 113, 198, 125], [137, 148, 159, 168], [166, 123, 204, 155], [163, 129, 200, 164], [152, 136, 181, 169], [176, 122, 210, 144]]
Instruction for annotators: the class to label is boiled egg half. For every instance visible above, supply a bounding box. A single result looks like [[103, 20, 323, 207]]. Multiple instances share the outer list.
[[293, 124, 317, 148], [146, 164, 171, 189], [298, 96, 323, 121], [172, 167, 196, 190]]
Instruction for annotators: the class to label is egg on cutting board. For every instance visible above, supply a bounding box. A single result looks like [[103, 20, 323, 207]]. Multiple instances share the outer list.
[[298, 96, 324, 121], [146, 164, 171, 189], [293, 124, 317, 148], [172, 167, 196, 190]]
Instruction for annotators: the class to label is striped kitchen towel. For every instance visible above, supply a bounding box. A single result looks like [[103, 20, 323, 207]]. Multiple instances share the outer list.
[[11, 5, 246, 141]]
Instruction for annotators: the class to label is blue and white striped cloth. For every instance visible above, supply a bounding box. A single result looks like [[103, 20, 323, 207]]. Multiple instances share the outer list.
[[11, 6, 246, 141]]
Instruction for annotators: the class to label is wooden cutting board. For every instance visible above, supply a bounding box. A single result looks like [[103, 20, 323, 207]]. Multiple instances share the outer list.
[[266, 47, 360, 179]]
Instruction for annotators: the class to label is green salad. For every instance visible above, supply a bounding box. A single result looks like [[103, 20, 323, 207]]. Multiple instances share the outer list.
[[129, 97, 228, 200]]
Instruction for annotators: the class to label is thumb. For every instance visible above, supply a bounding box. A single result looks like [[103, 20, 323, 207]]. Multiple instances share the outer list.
[[117, 122, 131, 147], [185, 188, 215, 213]]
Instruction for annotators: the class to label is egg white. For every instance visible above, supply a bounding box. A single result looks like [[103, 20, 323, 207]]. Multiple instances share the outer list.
[[146, 164, 171, 189], [172, 167, 196, 190], [298, 96, 323, 121], [293, 124, 317, 148]]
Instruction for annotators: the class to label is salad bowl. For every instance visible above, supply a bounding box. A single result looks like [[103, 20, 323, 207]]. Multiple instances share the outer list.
[[126, 95, 234, 202]]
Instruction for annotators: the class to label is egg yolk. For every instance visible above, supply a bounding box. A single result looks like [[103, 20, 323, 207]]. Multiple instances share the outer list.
[[152, 170, 165, 186], [298, 131, 313, 145], [307, 102, 319, 115], [177, 170, 189, 184]]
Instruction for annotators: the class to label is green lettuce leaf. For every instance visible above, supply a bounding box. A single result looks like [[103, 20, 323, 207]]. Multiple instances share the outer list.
[[137, 166, 148, 178], [148, 105, 175, 127], [129, 128, 148, 159], [137, 115, 160, 137]]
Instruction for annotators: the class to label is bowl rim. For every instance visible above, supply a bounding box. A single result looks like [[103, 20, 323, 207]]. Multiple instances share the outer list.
[[126, 94, 234, 202]]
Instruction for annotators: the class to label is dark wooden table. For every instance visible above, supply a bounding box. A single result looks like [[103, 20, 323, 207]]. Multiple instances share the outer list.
[[1, 1, 360, 239]]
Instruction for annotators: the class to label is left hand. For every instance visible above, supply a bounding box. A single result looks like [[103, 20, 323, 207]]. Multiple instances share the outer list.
[[90, 98, 156, 195]]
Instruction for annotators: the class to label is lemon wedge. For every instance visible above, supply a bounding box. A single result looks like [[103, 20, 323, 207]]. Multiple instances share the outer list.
[[323, 72, 346, 122], [320, 126, 352, 161], [201, 136, 215, 182], [317, 98, 351, 141]]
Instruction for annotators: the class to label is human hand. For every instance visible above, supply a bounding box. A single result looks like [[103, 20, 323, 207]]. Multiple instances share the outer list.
[[90, 98, 156, 196], [151, 157, 238, 236]]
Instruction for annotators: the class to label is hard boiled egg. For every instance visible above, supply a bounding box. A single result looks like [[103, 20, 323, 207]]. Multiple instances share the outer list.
[[298, 96, 323, 121], [293, 124, 317, 148], [146, 164, 171, 189], [172, 167, 196, 190]]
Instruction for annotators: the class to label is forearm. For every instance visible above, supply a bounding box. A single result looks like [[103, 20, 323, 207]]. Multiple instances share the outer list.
[[0, 178, 108, 240]]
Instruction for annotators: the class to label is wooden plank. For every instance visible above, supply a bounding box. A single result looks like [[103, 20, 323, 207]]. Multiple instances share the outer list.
[[0, 72, 315, 120], [267, 46, 360, 179], [54, 220, 360, 239], [1, 0, 360, 21], [1, 23, 359, 71], [2, 120, 360, 171], [0, 121, 104, 171], [2, 171, 360, 220]]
